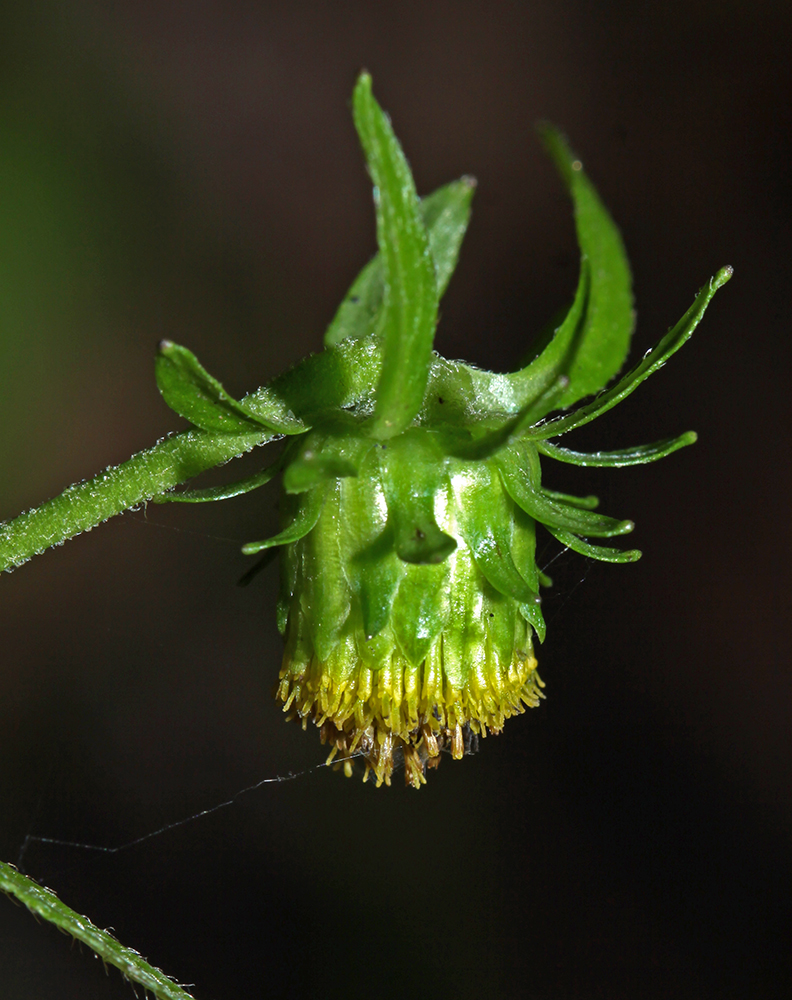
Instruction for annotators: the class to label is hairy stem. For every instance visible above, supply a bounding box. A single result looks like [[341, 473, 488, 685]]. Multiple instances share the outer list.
[[0, 426, 270, 572], [0, 861, 197, 1000]]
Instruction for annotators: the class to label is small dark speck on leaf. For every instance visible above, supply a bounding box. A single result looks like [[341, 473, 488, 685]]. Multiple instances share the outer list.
[[350, 295, 359, 303], [437, 396, 444, 404]]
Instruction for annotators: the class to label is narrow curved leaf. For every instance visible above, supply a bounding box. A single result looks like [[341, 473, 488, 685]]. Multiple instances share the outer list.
[[540, 487, 599, 509], [241, 483, 326, 555], [532, 267, 733, 440], [537, 431, 697, 467], [153, 458, 282, 503], [352, 73, 439, 438], [497, 449, 633, 537], [508, 126, 634, 417], [546, 525, 642, 563], [156, 341, 303, 435]]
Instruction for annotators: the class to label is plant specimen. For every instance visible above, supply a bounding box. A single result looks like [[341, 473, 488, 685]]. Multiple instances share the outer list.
[[1, 74, 730, 793], [0, 70, 731, 1000]]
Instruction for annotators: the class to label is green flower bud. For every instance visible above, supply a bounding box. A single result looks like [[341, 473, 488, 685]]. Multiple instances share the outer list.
[[275, 425, 546, 787], [231, 75, 729, 787]]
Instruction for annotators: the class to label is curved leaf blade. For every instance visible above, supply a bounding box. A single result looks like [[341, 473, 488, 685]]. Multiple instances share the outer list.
[[153, 459, 282, 503], [532, 267, 733, 440], [537, 431, 698, 467], [540, 487, 600, 509], [545, 525, 642, 564], [496, 449, 634, 538], [241, 484, 326, 555], [352, 73, 439, 438], [156, 341, 303, 435], [510, 126, 633, 417], [324, 177, 475, 348]]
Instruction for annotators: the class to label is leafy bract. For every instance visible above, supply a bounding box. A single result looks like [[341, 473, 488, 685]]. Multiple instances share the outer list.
[[324, 177, 475, 348], [156, 341, 303, 435], [241, 484, 326, 555], [531, 267, 733, 440], [153, 460, 282, 503], [508, 126, 633, 416], [352, 72, 439, 438], [496, 448, 634, 538], [537, 431, 697, 467], [546, 525, 642, 564]]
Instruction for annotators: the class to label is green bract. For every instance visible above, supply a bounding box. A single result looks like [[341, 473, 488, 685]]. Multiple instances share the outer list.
[[0, 73, 731, 787]]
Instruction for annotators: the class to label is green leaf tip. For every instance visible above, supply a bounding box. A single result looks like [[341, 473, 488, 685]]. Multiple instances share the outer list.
[[537, 430, 698, 468], [531, 267, 731, 441], [156, 340, 304, 436], [511, 121, 634, 415]]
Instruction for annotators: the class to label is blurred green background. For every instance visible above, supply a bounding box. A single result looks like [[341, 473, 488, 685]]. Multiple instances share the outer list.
[[2, 1, 790, 997]]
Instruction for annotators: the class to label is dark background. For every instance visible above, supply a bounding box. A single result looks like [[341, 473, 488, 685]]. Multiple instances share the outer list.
[[1, 2, 790, 997]]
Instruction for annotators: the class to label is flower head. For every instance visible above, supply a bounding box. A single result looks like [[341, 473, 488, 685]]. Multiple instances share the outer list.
[[152, 73, 731, 786]]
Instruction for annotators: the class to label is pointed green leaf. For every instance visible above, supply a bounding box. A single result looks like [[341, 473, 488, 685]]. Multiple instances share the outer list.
[[545, 525, 642, 563], [241, 483, 326, 555], [352, 73, 439, 438], [153, 458, 282, 503], [508, 126, 634, 417], [156, 341, 304, 435], [537, 431, 698, 467], [497, 448, 634, 537], [532, 267, 733, 440], [324, 177, 475, 348]]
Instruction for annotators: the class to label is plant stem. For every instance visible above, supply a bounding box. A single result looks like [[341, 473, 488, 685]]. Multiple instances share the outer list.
[[0, 861, 197, 1000], [0, 426, 270, 572]]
